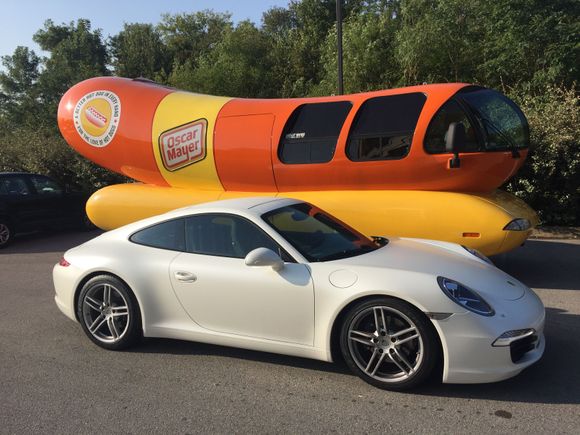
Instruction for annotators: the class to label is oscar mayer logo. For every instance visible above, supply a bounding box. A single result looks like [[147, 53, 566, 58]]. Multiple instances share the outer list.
[[73, 90, 121, 147], [159, 119, 207, 171]]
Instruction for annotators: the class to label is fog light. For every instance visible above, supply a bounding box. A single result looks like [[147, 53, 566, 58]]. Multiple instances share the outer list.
[[492, 329, 535, 346], [503, 219, 531, 231]]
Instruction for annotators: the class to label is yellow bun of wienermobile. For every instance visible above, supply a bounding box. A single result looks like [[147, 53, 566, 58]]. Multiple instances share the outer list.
[[58, 77, 538, 255]]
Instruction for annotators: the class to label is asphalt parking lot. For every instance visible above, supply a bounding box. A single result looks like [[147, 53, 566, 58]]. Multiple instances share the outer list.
[[1, 230, 579, 434]]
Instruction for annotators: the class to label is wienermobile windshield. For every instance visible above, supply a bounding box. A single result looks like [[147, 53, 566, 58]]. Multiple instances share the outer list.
[[424, 87, 530, 154]]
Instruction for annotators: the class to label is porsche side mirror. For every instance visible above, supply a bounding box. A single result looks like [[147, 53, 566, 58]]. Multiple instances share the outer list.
[[445, 122, 467, 169], [244, 247, 284, 271]]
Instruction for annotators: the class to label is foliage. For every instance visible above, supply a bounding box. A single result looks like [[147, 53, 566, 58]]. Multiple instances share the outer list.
[[0, 127, 125, 191], [0, 1, 578, 224], [109, 23, 168, 80], [506, 85, 579, 225]]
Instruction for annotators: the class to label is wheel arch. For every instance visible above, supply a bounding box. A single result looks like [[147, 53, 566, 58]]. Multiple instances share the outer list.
[[328, 294, 444, 380], [73, 271, 144, 333]]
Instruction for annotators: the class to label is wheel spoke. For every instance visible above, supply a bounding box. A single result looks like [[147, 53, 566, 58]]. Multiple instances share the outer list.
[[107, 317, 119, 339], [391, 326, 417, 339], [84, 296, 101, 312], [103, 285, 111, 305], [390, 347, 415, 374], [88, 314, 106, 333], [349, 330, 375, 347], [111, 305, 128, 317], [395, 333, 420, 346], [365, 349, 386, 376], [373, 307, 386, 332]]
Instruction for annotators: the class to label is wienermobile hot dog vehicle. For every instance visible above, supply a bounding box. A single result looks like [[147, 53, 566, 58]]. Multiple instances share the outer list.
[[58, 77, 537, 255]]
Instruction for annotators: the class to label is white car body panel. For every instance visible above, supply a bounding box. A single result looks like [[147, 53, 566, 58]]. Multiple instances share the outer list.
[[53, 196, 545, 384]]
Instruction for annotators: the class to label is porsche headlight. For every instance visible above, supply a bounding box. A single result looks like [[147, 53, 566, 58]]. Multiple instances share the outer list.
[[437, 277, 495, 316], [462, 245, 493, 265]]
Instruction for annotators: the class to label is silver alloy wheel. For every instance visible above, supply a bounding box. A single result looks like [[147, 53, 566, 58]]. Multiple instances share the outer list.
[[0, 223, 10, 245], [347, 305, 424, 383], [82, 283, 130, 343]]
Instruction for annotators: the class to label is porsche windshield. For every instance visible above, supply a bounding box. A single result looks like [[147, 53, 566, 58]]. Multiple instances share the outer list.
[[262, 203, 379, 262]]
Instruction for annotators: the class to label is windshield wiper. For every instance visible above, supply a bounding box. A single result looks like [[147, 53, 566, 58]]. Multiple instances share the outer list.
[[469, 107, 520, 158]]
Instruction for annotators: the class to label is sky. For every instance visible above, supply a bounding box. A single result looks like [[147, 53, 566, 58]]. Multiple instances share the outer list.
[[0, 0, 290, 61]]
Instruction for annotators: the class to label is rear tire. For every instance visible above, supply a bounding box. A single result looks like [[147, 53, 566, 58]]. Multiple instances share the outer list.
[[76, 275, 142, 350], [339, 297, 438, 390], [0, 219, 14, 249]]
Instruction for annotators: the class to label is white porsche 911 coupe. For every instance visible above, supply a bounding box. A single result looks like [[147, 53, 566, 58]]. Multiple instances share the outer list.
[[53, 197, 545, 390]]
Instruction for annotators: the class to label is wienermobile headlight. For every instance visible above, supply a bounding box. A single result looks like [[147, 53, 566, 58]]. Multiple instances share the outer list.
[[503, 218, 531, 231]]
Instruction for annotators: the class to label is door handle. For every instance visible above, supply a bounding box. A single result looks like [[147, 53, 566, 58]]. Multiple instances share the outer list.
[[174, 271, 197, 283]]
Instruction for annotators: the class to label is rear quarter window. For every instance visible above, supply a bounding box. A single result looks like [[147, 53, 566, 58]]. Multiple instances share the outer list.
[[130, 218, 186, 252]]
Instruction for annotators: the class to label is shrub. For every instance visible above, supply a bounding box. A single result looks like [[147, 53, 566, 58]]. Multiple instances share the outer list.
[[506, 85, 579, 225]]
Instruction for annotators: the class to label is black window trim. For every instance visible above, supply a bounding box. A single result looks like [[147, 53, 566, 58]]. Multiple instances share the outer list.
[[345, 92, 427, 162]]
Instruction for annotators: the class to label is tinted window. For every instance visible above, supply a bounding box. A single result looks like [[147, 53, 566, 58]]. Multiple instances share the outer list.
[[185, 214, 285, 259], [424, 87, 529, 154], [279, 102, 352, 164], [424, 99, 480, 153], [0, 177, 31, 195], [262, 202, 378, 262], [30, 175, 63, 195], [347, 93, 426, 161], [460, 88, 529, 150], [130, 219, 185, 251]]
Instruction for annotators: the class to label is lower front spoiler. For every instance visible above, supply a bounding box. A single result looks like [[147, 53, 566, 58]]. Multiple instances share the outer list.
[[443, 332, 545, 384], [433, 298, 545, 384]]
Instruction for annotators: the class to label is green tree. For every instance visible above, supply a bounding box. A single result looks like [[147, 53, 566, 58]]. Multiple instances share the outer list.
[[171, 21, 275, 97], [33, 19, 108, 116], [0, 46, 42, 125], [109, 23, 168, 79], [159, 10, 232, 70], [506, 85, 579, 225], [314, 3, 401, 95]]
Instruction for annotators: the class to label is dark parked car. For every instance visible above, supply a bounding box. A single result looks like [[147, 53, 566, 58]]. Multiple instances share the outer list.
[[0, 172, 92, 248]]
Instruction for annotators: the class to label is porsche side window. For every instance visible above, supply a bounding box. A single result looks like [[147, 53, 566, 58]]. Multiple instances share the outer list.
[[279, 101, 352, 164], [185, 214, 290, 260], [130, 218, 186, 251], [347, 93, 426, 161]]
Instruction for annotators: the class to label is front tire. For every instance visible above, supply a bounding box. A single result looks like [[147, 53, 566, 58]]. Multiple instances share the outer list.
[[76, 275, 142, 350], [339, 297, 438, 390]]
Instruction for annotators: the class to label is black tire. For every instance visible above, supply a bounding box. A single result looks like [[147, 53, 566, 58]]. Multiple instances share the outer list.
[[76, 275, 142, 350], [0, 218, 14, 249], [339, 297, 439, 390]]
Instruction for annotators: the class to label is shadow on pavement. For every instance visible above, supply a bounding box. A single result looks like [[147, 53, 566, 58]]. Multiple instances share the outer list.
[[130, 337, 351, 376], [129, 306, 579, 405], [492, 240, 580, 290], [414, 307, 580, 405]]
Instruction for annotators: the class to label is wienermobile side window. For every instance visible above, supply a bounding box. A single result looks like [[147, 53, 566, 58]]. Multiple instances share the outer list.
[[346, 93, 427, 161], [424, 87, 530, 154], [279, 102, 352, 164]]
